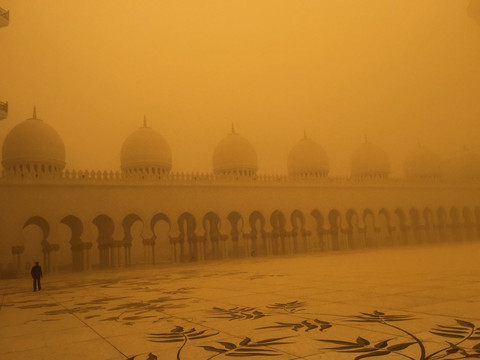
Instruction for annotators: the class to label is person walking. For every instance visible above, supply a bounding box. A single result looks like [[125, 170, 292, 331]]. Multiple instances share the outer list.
[[31, 261, 43, 291]]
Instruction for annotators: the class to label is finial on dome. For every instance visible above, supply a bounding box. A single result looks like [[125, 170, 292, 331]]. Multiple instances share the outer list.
[[231, 122, 236, 134], [33, 106, 37, 119], [143, 115, 147, 128], [364, 134, 368, 143]]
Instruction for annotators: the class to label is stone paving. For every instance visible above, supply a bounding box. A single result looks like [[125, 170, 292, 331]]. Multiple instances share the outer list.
[[1, 241, 480, 360]]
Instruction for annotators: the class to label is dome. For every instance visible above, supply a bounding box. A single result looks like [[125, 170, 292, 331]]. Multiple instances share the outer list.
[[404, 144, 441, 179], [120, 120, 172, 177], [212, 127, 257, 176], [2, 108, 66, 174], [350, 141, 390, 178], [288, 135, 329, 179]]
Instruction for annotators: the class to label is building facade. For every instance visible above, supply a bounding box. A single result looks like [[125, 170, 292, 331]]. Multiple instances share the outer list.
[[1, 109, 479, 278]]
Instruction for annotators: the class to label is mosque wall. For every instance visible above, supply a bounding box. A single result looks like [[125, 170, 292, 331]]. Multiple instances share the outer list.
[[1, 180, 479, 277], [1, 110, 480, 278]]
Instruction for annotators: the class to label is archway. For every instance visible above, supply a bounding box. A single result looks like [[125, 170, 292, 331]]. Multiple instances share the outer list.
[[270, 210, 287, 255], [409, 208, 422, 244], [177, 212, 197, 262], [151, 213, 171, 263], [437, 207, 448, 242], [122, 213, 143, 266], [22, 216, 50, 273], [449, 207, 462, 241], [227, 211, 243, 257], [203, 212, 223, 260], [345, 209, 360, 249], [60, 215, 88, 271], [249, 211, 266, 256], [311, 210, 326, 250], [462, 207, 475, 241], [328, 209, 341, 250], [394, 208, 408, 245], [291, 210, 309, 253], [92, 214, 115, 268], [363, 209, 377, 248], [423, 208, 436, 242], [378, 208, 392, 246]]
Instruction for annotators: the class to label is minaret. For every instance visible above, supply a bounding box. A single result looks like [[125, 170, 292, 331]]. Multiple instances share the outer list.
[[0, 6, 9, 120]]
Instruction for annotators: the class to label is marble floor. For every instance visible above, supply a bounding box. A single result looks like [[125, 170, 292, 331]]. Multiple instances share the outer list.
[[1, 242, 480, 360]]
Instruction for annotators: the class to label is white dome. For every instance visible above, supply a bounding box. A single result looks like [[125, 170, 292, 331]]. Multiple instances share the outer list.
[[404, 144, 441, 178], [288, 137, 329, 178], [213, 130, 257, 176], [350, 141, 390, 178], [120, 124, 172, 174], [2, 109, 66, 171]]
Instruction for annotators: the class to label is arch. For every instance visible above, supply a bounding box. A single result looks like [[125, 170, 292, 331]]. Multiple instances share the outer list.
[[409, 208, 422, 244], [462, 207, 475, 241], [177, 212, 197, 262], [394, 208, 408, 245], [150, 212, 172, 264], [436, 207, 448, 242], [227, 211, 243, 239], [449, 207, 462, 241], [423, 207, 436, 242], [249, 211, 267, 256], [345, 209, 360, 249], [270, 210, 287, 255], [92, 214, 115, 268], [121, 213, 143, 266], [291, 210, 308, 253], [311, 209, 326, 251], [23, 216, 51, 272], [328, 209, 341, 250], [24, 216, 50, 243], [60, 215, 85, 271], [227, 211, 243, 257], [122, 213, 143, 244], [203, 212, 223, 260], [363, 209, 377, 248], [378, 208, 393, 246]]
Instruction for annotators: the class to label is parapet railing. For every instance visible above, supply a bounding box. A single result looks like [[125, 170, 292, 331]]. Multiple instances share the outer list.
[[0, 168, 477, 187]]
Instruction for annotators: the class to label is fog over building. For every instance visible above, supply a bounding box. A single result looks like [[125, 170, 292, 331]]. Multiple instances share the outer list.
[[2, 4, 480, 360], [0, 107, 479, 277]]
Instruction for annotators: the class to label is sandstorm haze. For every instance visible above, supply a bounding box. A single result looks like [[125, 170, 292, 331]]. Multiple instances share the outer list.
[[0, 0, 479, 176]]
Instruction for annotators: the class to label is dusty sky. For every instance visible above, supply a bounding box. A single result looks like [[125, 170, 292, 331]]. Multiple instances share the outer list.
[[0, 0, 479, 176]]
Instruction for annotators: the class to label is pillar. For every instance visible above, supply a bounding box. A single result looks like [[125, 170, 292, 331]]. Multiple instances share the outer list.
[[265, 233, 272, 256]]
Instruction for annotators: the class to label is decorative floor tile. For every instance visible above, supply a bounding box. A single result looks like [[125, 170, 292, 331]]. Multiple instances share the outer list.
[[1, 242, 480, 360]]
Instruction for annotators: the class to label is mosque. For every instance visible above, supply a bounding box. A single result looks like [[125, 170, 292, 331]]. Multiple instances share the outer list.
[[0, 107, 479, 279], [0, 7, 479, 278]]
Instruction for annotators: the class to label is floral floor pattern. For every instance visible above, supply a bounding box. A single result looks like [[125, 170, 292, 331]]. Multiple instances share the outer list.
[[1, 242, 479, 360]]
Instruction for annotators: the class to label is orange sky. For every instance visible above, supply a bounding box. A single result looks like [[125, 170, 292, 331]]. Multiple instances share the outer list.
[[0, 0, 479, 176]]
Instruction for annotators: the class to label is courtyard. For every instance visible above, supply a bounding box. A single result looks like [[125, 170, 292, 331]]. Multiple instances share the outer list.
[[1, 241, 479, 360]]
